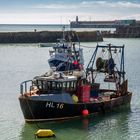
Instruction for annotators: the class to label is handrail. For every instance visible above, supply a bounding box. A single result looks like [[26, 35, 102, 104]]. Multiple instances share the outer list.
[[20, 80, 33, 95]]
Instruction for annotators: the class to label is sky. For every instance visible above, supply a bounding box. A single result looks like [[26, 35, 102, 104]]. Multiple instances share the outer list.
[[0, 0, 140, 24]]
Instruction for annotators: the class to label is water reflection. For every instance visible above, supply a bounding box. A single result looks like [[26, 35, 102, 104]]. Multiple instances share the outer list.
[[87, 108, 131, 140], [21, 107, 131, 140]]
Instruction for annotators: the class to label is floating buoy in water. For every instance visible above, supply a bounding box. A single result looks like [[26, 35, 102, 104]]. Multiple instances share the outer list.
[[35, 129, 55, 138], [82, 109, 89, 116]]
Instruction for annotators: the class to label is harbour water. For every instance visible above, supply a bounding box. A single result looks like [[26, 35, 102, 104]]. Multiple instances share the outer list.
[[0, 34, 140, 139], [0, 24, 69, 32]]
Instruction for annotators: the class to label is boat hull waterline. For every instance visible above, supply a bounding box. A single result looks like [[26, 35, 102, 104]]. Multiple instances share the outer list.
[[19, 93, 132, 122]]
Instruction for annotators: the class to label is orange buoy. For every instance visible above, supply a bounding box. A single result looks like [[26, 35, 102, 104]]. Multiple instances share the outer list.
[[82, 109, 89, 116]]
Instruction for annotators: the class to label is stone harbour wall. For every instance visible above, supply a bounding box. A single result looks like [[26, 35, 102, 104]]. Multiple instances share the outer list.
[[0, 31, 103, 43]]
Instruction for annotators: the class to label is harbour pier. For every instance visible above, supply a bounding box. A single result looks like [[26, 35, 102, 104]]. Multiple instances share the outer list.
[[70, 16, 140, 38]]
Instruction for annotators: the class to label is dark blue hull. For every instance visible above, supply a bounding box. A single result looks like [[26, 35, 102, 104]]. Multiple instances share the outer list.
[[19, 93, 132, 122]]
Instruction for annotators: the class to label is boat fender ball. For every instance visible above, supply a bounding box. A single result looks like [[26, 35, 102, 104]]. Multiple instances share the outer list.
[[35, 129, 55, 138], [72, 94, 79, 103], [82, 109, 89, 116]]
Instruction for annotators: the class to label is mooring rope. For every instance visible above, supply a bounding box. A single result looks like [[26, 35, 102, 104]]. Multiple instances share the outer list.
[[25, 97, 42, 129]]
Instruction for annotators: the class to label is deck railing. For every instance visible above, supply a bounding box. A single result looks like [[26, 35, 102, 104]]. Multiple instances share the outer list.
[[20, 80, 33, 95]]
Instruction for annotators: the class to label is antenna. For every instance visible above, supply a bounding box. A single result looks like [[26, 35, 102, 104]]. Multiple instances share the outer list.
[[62, 25, 65, 40]]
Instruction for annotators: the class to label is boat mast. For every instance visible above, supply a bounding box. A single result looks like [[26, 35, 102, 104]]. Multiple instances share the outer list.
[[62, 25, 65, 41]]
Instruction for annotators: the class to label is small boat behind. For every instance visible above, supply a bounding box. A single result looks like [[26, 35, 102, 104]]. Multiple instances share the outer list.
[[48, 39, 84, 71], [19, 44, 132, 122], [48, 27, 84, 71], [39, 26, 84, 71], [39, 43, 56, 48]]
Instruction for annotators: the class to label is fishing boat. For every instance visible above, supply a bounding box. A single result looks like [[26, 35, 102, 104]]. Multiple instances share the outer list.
[[48, 40, 84, 71], [48, 35, 84, 71], [19, 44, 132, 122], [39, 26, 84, 71]]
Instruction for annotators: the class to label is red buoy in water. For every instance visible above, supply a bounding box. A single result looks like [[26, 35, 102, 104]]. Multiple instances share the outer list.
[[82, 109, 89, 116]]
